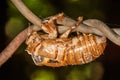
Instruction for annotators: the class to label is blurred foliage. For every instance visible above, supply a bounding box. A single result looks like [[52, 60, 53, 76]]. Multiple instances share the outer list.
[[22, 0, 56, 18], [5, 17, 25, 39], [24, 62, 103, 80], [66, 62, 103, 80], [30, 69, 56, 80], [62, 0, 106, 20], [4, 0, 106, 80]]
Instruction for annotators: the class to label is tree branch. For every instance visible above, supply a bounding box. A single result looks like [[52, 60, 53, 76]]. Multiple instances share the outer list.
[[0, 25, 41, 66], [83, 19, 120, 46], [57, 16, 120, 37], [11, 0, 42, 27]]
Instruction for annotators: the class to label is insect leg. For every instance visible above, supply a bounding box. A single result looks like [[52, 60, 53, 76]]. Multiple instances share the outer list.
[[41, 19, 57, 39], [60, 25, 76, 38], [60, 16, 83, 38]]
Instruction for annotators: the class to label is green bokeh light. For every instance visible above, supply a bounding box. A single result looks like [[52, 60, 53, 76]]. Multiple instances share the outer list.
[[31, 69, 56, 80]]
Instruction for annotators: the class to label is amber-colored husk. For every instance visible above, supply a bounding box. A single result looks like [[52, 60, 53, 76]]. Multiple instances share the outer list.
[[26, 32, 106, 67]]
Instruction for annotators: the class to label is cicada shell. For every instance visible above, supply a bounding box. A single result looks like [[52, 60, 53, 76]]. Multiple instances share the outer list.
[[25, 13, 106, 67], [26, 32, 106, 67]]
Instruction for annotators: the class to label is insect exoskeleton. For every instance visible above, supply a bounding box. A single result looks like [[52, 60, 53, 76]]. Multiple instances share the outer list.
[[26, 31, 106, 67], [25, 13, 106, 67]]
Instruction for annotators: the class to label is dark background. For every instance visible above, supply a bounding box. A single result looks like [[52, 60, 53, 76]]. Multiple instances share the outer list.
[[0, 0, 120, 80]]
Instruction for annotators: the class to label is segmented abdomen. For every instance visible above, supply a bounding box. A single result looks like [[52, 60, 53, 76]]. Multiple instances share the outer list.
[[65, 34, 106, 65], [30, 33, 106, 65]]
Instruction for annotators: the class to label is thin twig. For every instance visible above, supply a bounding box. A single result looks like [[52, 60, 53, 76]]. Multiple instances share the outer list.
[[11, 0, 42, 27], [56, 16, 120, 36], [0, 25, 41, 66], [83, 19, 120, 46]]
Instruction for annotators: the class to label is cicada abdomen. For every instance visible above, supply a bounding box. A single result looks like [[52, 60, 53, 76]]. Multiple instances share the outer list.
[[26, 32, 106, 67], [70, 34, 106, 64]]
